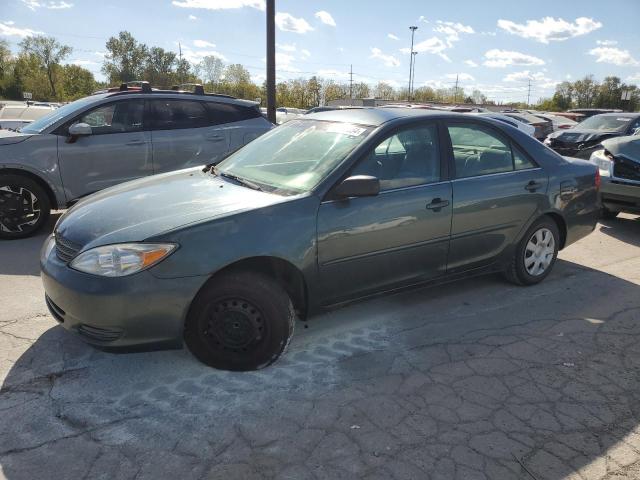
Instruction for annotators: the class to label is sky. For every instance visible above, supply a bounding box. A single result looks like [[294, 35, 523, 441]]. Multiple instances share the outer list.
[[1, 0, 639, 103]]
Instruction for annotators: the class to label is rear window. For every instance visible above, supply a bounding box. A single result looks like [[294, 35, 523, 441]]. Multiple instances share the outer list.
[[150, 100, 210, 130], [205, 102, 261, 125]]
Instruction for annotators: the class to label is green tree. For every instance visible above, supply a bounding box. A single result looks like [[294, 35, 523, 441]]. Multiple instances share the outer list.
[[144, 47, 177, 87], [198, 55, 224, 86], [103, 31, 148, 84], [19, 35, 72, 98], [60, 64, 96, 99]]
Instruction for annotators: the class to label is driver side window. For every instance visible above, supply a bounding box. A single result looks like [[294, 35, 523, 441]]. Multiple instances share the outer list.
[[74, 100, 144, 135], [352, 125, 440, 191]]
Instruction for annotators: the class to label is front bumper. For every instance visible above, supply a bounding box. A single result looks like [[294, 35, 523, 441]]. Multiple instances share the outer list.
[[548, 144, 598, 160], [40, 240, 208, 350], [601, 178, 640, 214]]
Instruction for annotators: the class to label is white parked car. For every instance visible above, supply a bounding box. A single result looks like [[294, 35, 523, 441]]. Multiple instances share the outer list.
[[469, 112, 536, 137], [532, 113, 577, 131], [0, 103, 57, 131]]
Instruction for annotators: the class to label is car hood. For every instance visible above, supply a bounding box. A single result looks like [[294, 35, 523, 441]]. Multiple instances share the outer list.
[[55, 167, 290, 249], [601, 136, 640, 162], [0, 129, 35, 145], [547, 129, 620, 144]]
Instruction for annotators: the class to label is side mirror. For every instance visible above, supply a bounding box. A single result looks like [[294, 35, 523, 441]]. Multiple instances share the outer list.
[[332, 175, 380, 198], [633, 127, 640, 136], [68, 123, 92, 136]]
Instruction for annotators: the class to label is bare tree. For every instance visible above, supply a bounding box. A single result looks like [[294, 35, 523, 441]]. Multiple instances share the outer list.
[[199, 55, 225, 86]]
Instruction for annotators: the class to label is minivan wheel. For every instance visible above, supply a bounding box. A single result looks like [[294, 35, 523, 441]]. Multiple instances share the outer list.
[[0, 174, 51, 240], [184, 271, 295, 371], [504, 217, 560, 286]]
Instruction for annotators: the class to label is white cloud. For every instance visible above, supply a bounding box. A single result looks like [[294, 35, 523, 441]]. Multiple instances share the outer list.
[[596, 39, 617, 46], [401, 37, 450, 62], [188, 14, 198, 20], [497, 16, 601, 43], [503, 70, 558, 88], [0, 21, 42, 38], [22, 0, 73, 9], [172, 0, 265, 10], [276, 42, 296, 52], [483, 49, 545, 68], [588, 47, 639, 66], [370, 47, 400, 67], [300, 49, 311, 58], [275, 52, 299, 71], [70, 59, 98, 66], [626, 73, 640, 83], [418, 16, 428, 24], [275, 12, 314, 34], [181, 46, 228, 63], [464, 60, 478, 67], [434, 20, 474, 47], [317, 69, 350, 81], [444, 73, 475, 82], [193, 39, 216, 48], [388, 33, 399, 41], [315, 10, 336, 27]]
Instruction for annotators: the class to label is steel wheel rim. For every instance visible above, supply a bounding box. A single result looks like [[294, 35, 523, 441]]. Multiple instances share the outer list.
[[203, 298, 266, 353], [0, 186, 41, 233], [524, 227, 555, 276]]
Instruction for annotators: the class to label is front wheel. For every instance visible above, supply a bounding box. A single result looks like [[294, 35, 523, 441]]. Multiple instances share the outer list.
[[0, 174, 51, 240], [504, 217, 560, 286], [184, 271, 295, 371]]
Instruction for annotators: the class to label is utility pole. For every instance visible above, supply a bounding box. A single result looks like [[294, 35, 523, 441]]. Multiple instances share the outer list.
[[178, 42, 183, 84], [266, 0, 276, 124], [527, 78, 532, 107], [454, 74, 459, 104], [349, 64, 353, 105], [411, 52, 418, 98], [408, 25, 417, 102]]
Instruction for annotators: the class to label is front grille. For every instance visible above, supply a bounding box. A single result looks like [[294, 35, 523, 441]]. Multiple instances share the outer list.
[[613, 158, 640, 183], [55, 234, 82, 263], [77, 324, 123, 342]]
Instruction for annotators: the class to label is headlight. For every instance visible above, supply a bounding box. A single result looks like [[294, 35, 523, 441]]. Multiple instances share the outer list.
[[590, 149, 612, 177], [543, 137, 552, 145], [70, 243, 177, 277]]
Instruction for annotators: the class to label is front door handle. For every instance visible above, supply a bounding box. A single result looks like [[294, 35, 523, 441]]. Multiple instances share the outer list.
[[525, 180, 542, 192], [126, 139, 145, 146], [206, 135, 225, 142], [426, 198, 450, 212]]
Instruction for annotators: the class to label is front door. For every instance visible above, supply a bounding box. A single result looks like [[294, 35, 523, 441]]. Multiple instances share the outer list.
[[445, 121, 549, 271], [57, 99, 152, 201], [149, 99, 230, 173], [317, 123, 452, 305]]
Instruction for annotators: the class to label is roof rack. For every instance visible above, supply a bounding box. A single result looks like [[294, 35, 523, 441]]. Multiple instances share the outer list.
[[99, 81, 237, 100], [171, 83, 205, 95]]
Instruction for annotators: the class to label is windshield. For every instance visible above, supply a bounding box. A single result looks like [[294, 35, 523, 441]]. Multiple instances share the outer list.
[[577, 115, 631, 132], [216, 119, 371, 194], [20, 96, 98, 134]]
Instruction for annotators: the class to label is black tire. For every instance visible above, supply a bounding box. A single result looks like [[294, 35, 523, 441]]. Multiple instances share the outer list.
[[504, 216, 560, 286], [601, 208, 619, 220], [184, 271, 295, 371], [0, 174, 51, 240]]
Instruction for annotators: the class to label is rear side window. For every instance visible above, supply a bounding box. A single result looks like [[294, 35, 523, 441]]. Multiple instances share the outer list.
[[205, 102, 261, 125], [151, 100, 209, 130], [448, 124, 514, 178]]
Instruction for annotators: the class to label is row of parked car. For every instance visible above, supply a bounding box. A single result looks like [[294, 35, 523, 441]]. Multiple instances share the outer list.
[[1, 84, 638, 240]]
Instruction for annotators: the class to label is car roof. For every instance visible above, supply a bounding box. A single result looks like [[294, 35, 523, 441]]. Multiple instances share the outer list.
[[304, 107, 467, 126], [90, 91, 259, 108], [591, 112, 640, 118]]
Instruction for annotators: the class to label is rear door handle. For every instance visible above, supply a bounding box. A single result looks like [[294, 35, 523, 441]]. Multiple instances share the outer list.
[[525, 180, 542, 192], [426, 198, 450, 211], [206, 135, 225, 142], [126, 139, 145, 146]]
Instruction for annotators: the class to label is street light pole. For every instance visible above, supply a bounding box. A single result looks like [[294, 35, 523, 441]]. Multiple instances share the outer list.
[[411, 52, 418, 99], [408, 25, 417, 102], [266, 0, 276, 124]]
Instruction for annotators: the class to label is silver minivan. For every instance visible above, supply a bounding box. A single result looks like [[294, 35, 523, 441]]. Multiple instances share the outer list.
[[0, 84, 273, 239]]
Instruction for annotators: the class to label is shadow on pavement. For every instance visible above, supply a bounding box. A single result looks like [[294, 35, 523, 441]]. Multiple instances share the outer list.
[[1, 258, 640, 479], [599, 214, 640, 248], [0, 213, 61, 277]]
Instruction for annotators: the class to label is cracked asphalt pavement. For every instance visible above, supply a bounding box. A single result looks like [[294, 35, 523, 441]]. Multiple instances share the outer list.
[[1, 214, 640, 480]]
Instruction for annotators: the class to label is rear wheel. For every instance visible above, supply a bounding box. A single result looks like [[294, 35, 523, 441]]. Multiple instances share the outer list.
[[184, 271, 295, 371], [504, 217, 560, 286], [601, 207, 619, 220], [0, 174, 51, 240]]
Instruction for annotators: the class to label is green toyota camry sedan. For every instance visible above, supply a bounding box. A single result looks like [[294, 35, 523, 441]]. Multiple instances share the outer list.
[[41, 109, 600, 371]]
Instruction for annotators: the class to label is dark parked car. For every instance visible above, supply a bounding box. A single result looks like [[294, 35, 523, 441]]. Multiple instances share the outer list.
[[544, 113, 640, 159], [501, 111, 553, 140], [591, 133, 640, 218], [568, 108, 623, 119], [41, 109, 600, 371]]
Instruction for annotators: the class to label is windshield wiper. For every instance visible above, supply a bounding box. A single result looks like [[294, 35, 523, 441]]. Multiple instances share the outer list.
[[215, 168, 264, 192]]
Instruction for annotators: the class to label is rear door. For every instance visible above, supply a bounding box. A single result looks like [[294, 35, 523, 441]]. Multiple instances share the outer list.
[[445, 121, 548, 272], [57, 99, 152, 201], [149, 99, 230, 174]]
